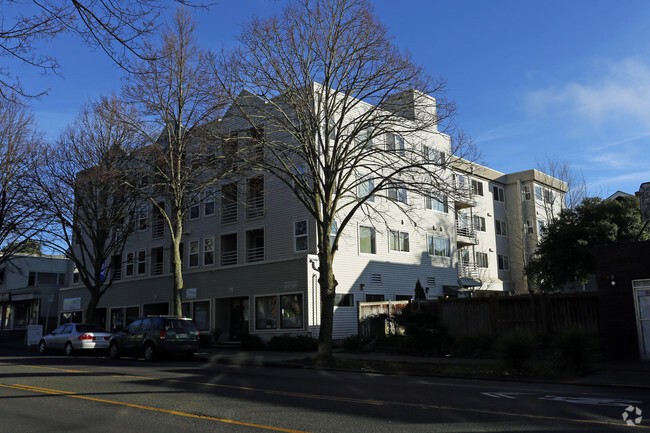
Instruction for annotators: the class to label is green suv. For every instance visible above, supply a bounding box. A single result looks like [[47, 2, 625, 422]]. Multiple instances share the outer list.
[[108, 316, 200, 361]]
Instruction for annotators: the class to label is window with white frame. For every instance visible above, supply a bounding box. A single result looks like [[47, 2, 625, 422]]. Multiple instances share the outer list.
[[203, 238, 214, 266], [498, 254, 510, 271], [125, 252, 134, 277], [189, 202, 200, 220], [473, 215, 486, 232], [388, 183, 407, 204], [423, 145, 445, 164], [389, 230, 410, 252], [355, 128, 372, 146], [357, 176, 374, 202], [359, 226, 376, 254], [535, 185, 543, 201], [476, 252, 489, 268], [493, 185, 505, 202], [523, 185, 531, 200], [294, 220, 308, 251], [495, 220, 507, 236], [189, 240, 199, 267], [330, 221, 338, 249], [428, 236, 450, 257], [525, 220, 534, 234], [471, 179, 484, 196], [425, 193, 448, 212], [204, 188, 215, 216], [386, 133, 405, 155], [538, 220, 546, 236], [138, 209, 148, 231], [137, 250, 146, 275]]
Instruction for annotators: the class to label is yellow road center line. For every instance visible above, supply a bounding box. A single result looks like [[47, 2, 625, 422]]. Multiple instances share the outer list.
[[0, 383, 308, 433], [4, 363, 646, 429], [18, 365, 90, 374]]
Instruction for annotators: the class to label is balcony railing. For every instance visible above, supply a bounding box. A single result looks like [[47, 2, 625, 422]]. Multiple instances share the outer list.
[[454, 183, 475, 209], [221, 203, 237, 224], [246, 195, 264, 219], [152, 219, 165, 238], [246, 246, 264, 263], [458, 260, 479, 278], [456, 221, 478, 246], [151, 262, 164, 275], [221, 250, 237, 266]]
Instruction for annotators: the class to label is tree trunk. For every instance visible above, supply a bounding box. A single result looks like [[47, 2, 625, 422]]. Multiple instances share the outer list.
[[171, 214, 184, 316], [316, 232, 337, 364], [85, 292, 100, 324]]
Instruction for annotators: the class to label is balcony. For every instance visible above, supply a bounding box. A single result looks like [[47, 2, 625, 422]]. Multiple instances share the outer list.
[[246, 246, 264, 263], [221, 250, 237, 266], [246, 195, 264, 219], [221, 203, 237, 224], [456, 222, 478, 247], [151, 219, 164, 238], [458, 260, 478, 278], [454, 185, 476, 209]]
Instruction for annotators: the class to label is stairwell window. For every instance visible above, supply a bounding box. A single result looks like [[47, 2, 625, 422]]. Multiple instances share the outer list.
[[495, 220, 507, 236], [498, 254, 510, 271], [493, 186, 505, 202]]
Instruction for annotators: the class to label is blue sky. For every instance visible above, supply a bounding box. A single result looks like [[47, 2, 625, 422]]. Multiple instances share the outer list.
[[19, 0, 650, 198]]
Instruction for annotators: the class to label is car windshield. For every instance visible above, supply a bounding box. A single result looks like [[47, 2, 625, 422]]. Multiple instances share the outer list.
[[76, 324, 106, 333]]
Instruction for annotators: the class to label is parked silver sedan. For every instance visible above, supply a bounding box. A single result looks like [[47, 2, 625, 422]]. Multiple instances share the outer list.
[[38, 323, 112, 356]]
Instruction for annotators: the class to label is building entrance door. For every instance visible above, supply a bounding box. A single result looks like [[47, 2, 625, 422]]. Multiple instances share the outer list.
[[633, 279, 650, 360]]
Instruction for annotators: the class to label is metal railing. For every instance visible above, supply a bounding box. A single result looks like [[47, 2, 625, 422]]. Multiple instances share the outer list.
[[246, 246, 264, 263], [246, 195, 264, 219], [221, 250, 237, 266], [221, 203, 237, 224]]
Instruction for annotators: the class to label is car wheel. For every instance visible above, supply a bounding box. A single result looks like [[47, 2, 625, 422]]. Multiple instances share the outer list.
[[109, 342, 120, 359], [143, 343, 156, 362], [38, 340, 47, 354], [65, 342, 74, 356]]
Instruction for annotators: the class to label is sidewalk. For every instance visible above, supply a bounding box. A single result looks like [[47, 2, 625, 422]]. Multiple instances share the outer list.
[[197, 346, 650, 390]]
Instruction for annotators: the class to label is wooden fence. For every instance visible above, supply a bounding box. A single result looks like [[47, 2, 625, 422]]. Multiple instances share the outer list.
[[357, 293, 599, 339], [438, 293, 599, 337]]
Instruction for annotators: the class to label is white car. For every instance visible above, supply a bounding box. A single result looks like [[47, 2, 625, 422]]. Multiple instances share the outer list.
[[39, 323, 112, 356]]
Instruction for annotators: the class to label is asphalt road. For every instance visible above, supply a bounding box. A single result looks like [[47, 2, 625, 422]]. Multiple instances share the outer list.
[[0, 352, 647, 432]]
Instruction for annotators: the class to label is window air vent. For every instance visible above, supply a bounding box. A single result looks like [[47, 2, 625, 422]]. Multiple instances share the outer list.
[[371, 273, 382, 284]]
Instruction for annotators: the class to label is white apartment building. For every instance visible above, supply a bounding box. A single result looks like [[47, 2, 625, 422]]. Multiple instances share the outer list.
[[59, 88, 565, 341], [452, 160, 567, 295]]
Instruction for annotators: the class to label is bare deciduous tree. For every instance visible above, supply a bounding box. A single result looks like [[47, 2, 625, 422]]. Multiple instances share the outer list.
[[34, 95, 141, 323], [536, 155, 586, 211], [0, 0, 210, 101], [0, 98, 42, 267], [220, 0, 474, 361], [123, 8, 233, 316]]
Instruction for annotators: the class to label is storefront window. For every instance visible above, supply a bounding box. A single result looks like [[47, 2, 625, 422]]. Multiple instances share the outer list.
[[280, 294, 303, 329], [255, 296, 277, 330]]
